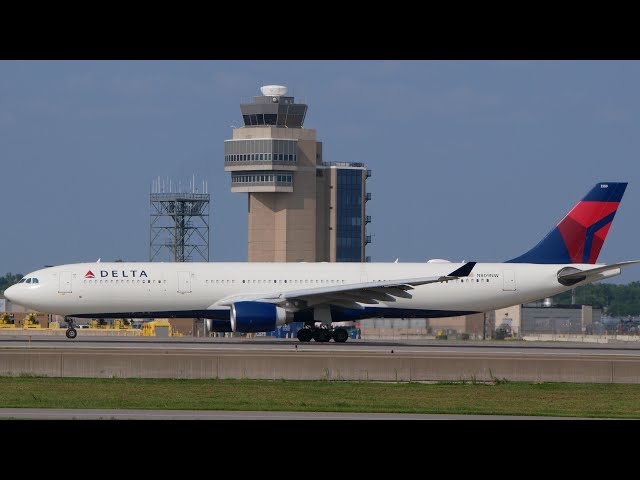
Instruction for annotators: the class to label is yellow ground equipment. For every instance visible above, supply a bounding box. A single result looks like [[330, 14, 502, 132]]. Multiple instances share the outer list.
[[141, 320, 182, 337], [114, 319, 132, 329], [89, 319, 110, 329], [0, 313, 16, 328], [22, 313, 41, 329], [142, 320, 171, 337]]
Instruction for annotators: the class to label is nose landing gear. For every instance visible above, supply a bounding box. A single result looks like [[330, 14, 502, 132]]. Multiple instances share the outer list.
[[65, 318, 77, 340]]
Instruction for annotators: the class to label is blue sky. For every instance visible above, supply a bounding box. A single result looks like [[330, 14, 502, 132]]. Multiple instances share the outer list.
[[1, 60, 639, 283]]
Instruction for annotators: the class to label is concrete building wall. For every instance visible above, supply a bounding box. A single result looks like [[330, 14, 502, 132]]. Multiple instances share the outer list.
[[465, 313, 485, 337], [428, 313, 485, 337], [521, 305, 597, 334], [329, 168, 338, 261], [428, 316, 466, 333], [315, 162, 330, 262], [494, 305, 522, 336], [284, 138, 318, 262], [582, 305, 593, 328], [231, 127, 320, 263], [167, 318, 194, 336]]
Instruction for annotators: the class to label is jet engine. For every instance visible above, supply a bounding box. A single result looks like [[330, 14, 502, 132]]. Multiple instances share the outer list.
[[230, 301, 291, 333]]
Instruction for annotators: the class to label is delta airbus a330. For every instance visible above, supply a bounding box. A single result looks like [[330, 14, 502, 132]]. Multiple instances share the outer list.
[[5, 182, 638, 342]]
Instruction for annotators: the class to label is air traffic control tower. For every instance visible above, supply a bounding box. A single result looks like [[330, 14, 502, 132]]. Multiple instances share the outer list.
[[224, 85, 371, 263]]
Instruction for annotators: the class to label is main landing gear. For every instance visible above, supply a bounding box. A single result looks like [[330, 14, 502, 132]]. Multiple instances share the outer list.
[[296, 325, 350, 343], [65, 318, 77, 340]]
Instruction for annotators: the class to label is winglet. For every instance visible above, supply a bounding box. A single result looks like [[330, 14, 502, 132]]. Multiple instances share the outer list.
[[448, 262, 476, 277]]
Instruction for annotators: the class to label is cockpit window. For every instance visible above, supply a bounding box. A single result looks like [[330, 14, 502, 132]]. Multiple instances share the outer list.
[[18, 277, 39, 284]]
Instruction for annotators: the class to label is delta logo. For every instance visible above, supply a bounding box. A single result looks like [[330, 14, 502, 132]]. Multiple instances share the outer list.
[[85, 270, 148, 279]]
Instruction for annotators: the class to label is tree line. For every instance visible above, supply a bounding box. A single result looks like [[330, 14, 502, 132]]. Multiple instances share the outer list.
[[0, 273, 23, 293], [552, 282, 640, 317]]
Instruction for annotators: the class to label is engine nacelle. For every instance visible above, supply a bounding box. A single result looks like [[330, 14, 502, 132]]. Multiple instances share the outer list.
[[230, 301, 291, 333], [204, 319, 233, 332]]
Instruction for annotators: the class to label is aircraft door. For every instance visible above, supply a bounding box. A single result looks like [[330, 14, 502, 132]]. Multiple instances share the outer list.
[[59, 271, 72, 293], [502, 270, 516, 291], [178, 271, 192, 293]]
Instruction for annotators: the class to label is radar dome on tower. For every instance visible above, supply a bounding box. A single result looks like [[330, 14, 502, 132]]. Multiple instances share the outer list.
[[260, 85, 288, 97]]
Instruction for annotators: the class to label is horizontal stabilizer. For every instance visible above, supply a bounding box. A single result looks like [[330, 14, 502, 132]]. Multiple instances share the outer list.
[[557, 260, 640, 286]]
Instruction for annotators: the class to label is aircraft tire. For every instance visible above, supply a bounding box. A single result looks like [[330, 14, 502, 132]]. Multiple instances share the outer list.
[[332, 327, 349, 343], [297, 328, 313, 342], [314, 328, 332, 342]]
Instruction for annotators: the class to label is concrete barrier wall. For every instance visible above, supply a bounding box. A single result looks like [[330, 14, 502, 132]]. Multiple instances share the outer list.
[[2, 348, 640, 383], [0, 329, 141, 337]]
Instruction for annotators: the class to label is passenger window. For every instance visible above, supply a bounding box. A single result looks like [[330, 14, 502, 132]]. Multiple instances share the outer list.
[[26, 278, 32, 284]]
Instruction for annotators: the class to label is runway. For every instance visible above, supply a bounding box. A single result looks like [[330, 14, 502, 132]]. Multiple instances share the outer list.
[[2, 335, 640, 356], [1, 337, 640, 383], [0, 408, 592, 420]]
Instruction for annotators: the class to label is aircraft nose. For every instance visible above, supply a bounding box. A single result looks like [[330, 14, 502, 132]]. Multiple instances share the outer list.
[[3, 285, 23, 305], [4, 285, 17, 302]]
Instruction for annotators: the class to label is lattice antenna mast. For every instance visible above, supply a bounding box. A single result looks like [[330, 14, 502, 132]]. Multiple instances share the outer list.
[[150, 175, 210, 262]]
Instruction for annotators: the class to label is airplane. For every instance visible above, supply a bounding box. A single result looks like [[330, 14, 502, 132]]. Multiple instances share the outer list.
[[4, 181, 639, 342]]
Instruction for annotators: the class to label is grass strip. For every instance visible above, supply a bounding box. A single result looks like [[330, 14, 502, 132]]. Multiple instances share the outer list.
[[1, 377, 639, 418]]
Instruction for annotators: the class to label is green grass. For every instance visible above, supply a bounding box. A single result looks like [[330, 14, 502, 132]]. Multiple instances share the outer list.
[[0, 377, 639, 418]]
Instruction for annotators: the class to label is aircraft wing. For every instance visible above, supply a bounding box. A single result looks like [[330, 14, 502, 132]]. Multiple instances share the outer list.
[[557, 260, 640, 284], [214, 262, 476, 310]]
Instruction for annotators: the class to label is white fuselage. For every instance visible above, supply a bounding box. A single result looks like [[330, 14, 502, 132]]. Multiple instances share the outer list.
[[4, 261, 617, 321]]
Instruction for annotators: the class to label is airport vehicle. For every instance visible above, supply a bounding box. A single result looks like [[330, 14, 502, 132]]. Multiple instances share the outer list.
[[5, 182, 638, 342]]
